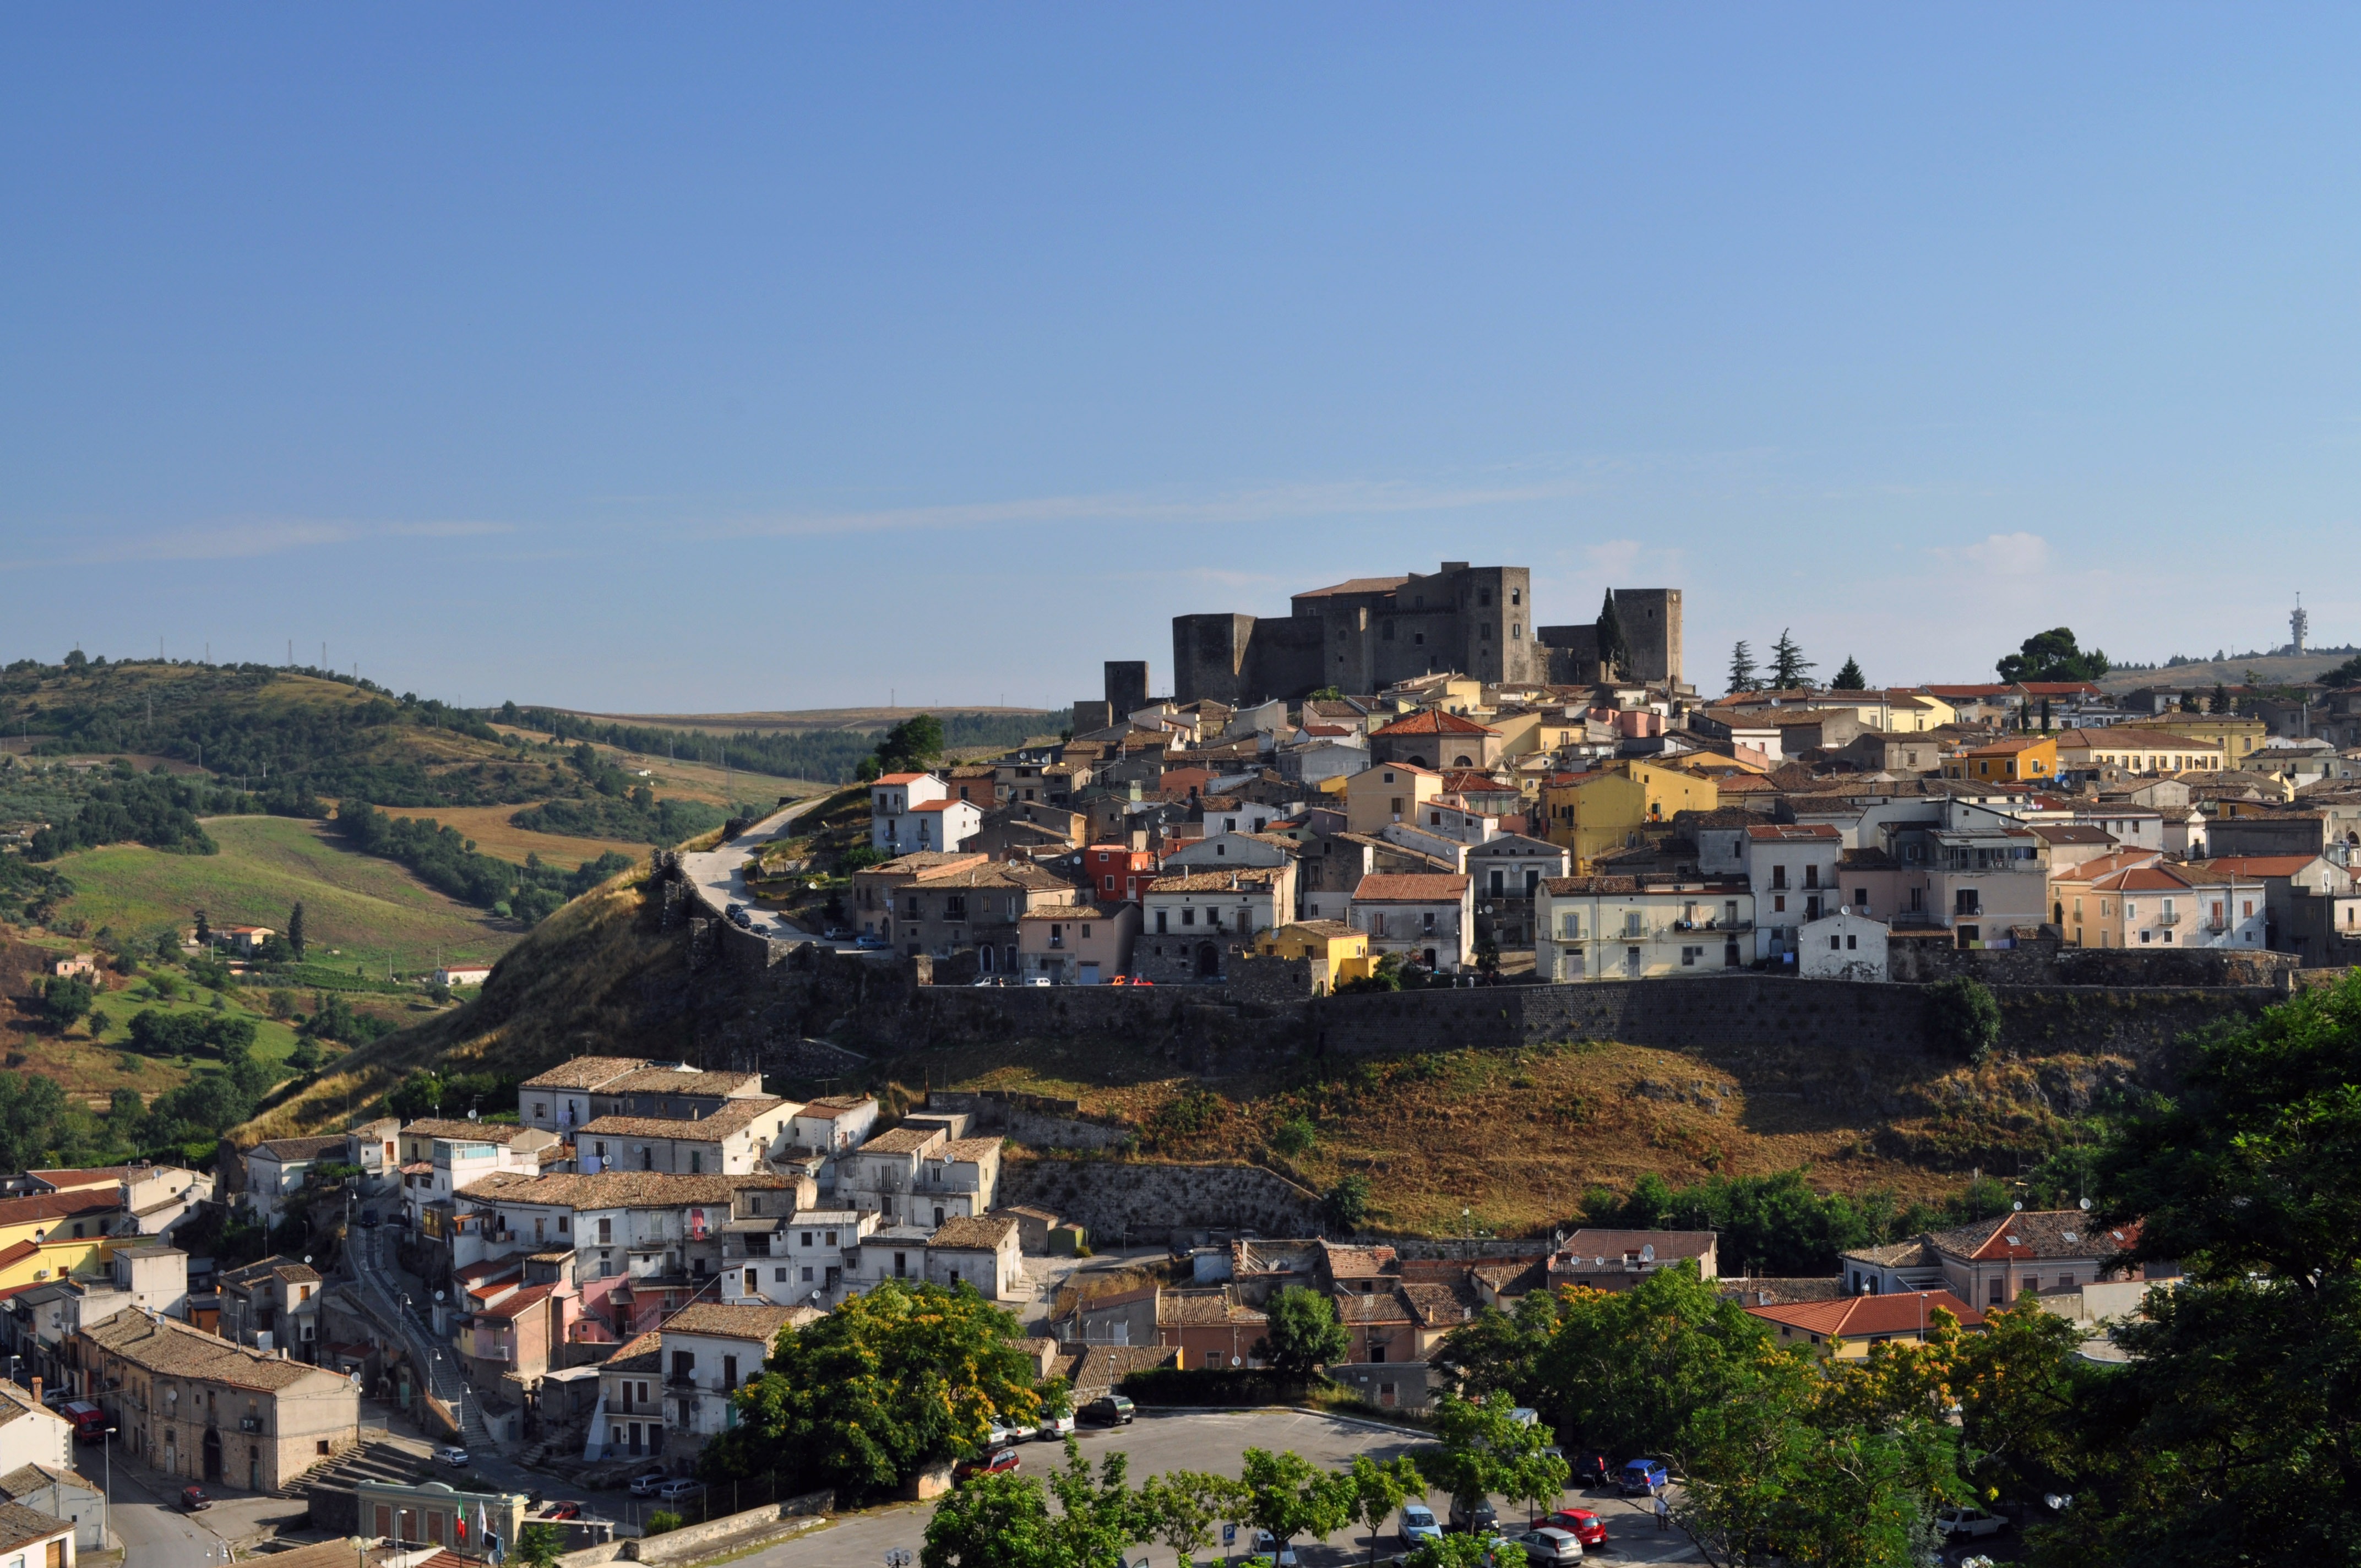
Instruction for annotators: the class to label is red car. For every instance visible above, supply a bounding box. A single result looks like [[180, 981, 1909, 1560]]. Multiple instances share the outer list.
[[180, 1486, 212, 1512], [1540, 1509, 1608, 1548], [954, 1449, 1021, 1484], [538, 1501, 584, 1521]]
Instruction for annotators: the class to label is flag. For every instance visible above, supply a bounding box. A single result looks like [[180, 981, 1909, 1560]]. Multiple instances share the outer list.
[[476, 1499, 489, 1551]]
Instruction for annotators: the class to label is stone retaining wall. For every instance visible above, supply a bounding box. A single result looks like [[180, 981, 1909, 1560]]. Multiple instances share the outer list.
[[1000, 1156, 1325, 1244]]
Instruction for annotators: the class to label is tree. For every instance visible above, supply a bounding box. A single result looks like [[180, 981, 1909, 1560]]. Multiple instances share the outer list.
[[2044, 972, 2361, 1564], [1252, 1286, 1350, 1381], [704, 1279, 1045, 1502], [1430, 1292, 1558, 1401], [287, 901, 307, 957], [1321, 1175, 1370, 1235], [1137, 1469, 1244, 1566], [514, 1523, 564, 1568], [1344, 1454, 1426, 1565], [193, 909, 209, 945], [1726, 640, 1759, 694], [874, 714, 946, 774], [2319, 652, 2361, 688], [289, 1036, 323, 1072], [1237, 1448, 1353, 1556], [1830, 656, 1867, 691], [1406, 1539, 1495, 1568], [1769, 629, 1815, 690], [920, 1472, 1057, 1568], [1427, 1392, 1566, 1528], [387, 1071, 445, 1119], [1271, 1116, 1316, 1158], [41, 976, 94, 1029], [1996, 627, 2109, 684], [1924, 976, 2001, 1065], [1595, 591, 1631, 678]]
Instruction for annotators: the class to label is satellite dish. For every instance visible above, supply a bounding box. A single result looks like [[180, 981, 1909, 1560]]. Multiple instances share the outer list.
[[1594, 1257, 1604, 1267], [2080, 1197, 2092, 1210], [2012, 1201, 2023, 1211], [1231, 1356, 1242, 1368], [1641, 1245, 1655, 1262]]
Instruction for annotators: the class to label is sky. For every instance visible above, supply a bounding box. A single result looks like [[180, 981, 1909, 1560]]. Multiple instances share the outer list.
[[6, 7, 2360, 713]]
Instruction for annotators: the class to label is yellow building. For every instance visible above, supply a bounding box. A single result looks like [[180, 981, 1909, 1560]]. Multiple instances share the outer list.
[[1942, 735, 2058, 783], [2121, 715, 2268, 761], [1488, 710, 1587, 759], [1255, 920, 1374, 988], [0, 1237, 113, 1291], [1345, 763, 1445, 835], [1538, 762, 1720, 870]]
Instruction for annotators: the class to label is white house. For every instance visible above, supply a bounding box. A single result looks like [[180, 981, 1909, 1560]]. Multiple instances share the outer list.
[[1798, 910, 1890, 982], [578, 1097, 802, 1175], [434, 965, 493, 987], [1348, 873, 1474, 973], [1743, 824, 1847, 961], [657, 1303, 815, 1464], [1536, 876, 1754, 982], [1160, 832, 1299, 872], [517, 1057, 652, 1137], [242, 1136, 346, 1229], [870, 774, 984, 856], [788, 1096, 880, 1156]]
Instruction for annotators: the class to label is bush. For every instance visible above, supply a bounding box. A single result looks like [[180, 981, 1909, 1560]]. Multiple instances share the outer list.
[[1272, 1115, 1317, 1157], [644, 1511, 682, 1536], [1926, 975, 2003, 1065]]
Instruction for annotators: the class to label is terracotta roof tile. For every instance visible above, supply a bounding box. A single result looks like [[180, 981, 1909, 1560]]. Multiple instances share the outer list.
[[520, 1057, 653, 1091], [1351, 873, 1470, 901]]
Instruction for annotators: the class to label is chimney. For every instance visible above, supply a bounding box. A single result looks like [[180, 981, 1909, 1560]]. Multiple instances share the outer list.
[[29, 1378, 39, 1408]]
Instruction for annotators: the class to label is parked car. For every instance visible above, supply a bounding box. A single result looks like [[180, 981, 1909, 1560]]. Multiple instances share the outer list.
[[855, 933, 888, 950], [1250, 1530, 1298, 1566], [627, 1471, 670, 1496], [1021, 975, 1052, 987], [438, 1446, 471, 1468], [1538, 1509, 1607, 1548], [1035, 1411, 1077, 1441], [1079, 1395, 1134, 1426], [538, 1501, 584, 1521], [1449, 1499, 1498, 1534], [725, 903, 743, 918], [656, 1478, 706, 1504], [1400, 1503, 1443, 1545], [180, 1486, 212, 1512], [986, 1420, 1024, 1447], [358, 1208, 379, 1227], [1564, 1453, 1614, 1491], [823, 926, 853, 941], [1515, 1526, 1583, 1563], [1617, 1458, 1668, 1496], [954, 1449, 1021, 1484], [1934, 1505, 2008, 1538]]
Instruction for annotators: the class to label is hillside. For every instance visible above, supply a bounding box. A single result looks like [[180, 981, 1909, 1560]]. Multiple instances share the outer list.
[[47, 815, 523, 972], [233, 859, 2120, 1241], [2096, 649, 2360, 693]]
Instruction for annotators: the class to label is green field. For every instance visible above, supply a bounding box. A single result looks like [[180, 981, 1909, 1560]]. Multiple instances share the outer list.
[[49, 816, 521, 974]]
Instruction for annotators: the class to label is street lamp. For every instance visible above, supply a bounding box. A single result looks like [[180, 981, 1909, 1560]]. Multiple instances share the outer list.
[[101, 1425, 117, 1549]]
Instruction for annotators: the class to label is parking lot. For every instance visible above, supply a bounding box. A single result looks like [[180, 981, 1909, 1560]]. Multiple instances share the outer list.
[[730, 1408, 1711, 1566]]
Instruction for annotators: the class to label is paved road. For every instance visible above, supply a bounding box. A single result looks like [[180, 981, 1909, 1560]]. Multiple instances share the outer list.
[[731, 1410, 1711, 1567], [102, 1441, 296, 1568], [677, 797, 836, 942]]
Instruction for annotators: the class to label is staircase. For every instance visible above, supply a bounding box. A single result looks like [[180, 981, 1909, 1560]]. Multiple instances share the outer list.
[[278, 1434, 422, 1499]]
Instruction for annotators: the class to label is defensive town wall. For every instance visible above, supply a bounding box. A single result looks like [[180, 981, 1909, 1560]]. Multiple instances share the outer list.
[[660, 855, 2341, 1088]]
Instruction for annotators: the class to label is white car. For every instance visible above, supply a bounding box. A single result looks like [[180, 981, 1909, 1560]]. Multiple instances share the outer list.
[[986, 1422, 1024, 1448], [1934, 1505, 2007, 1538], [656, 1478, 706, 1504], [1035, 1412, 1077, 1441], [627, 1471, 668, 1496], [437, 1446, 470, 1468], [1400, 1503, 1442, 1545], [1251, 1531, 1298, 1567]]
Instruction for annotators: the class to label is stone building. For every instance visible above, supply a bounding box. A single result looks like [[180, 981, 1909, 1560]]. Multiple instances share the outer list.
[[79, 1312, 359, 1493]]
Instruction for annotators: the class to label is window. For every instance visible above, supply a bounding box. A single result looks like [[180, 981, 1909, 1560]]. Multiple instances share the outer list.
[[800, 1231, 813, 1246], [598, 1218, 613, 1244], [1774, 894, 1786, 913], [1155, 910, 1168, 934], [1847, 934, 1858, 950], [1562, 912, 1582, 939], [1830, 935, 1842, 950], [1683, 946, 1702, 966], [1182, 907, 1196, 927], [1772, 865, 1788, 889], [1511, 587, 1521, 605]]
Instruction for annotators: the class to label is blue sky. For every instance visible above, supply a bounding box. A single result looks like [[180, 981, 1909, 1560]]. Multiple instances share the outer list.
[[6, 7, 2358, 711]]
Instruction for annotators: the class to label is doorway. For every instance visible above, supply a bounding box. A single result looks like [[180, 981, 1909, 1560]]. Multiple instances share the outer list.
[[203, 1427, 222, 1483], [1196, 943, 1220, 979]]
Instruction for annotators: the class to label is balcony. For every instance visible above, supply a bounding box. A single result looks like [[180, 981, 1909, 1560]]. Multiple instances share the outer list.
[[238, 1416, 264, 1433], [2156, 912, 2180, 926]]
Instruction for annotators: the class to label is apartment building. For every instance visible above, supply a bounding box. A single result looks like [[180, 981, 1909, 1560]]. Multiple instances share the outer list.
[[80, 1312, 359, 1493]]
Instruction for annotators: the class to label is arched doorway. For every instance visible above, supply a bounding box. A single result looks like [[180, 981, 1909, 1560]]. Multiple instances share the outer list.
[[203, 1427, 223, 1482], [249, 1445, 261, 1491], [1196, 943, 1220, 979], [1407, 754, 1430, 769]]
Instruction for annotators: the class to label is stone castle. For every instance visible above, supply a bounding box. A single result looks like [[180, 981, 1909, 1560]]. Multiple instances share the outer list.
[[1163, 562, 1682, 705]]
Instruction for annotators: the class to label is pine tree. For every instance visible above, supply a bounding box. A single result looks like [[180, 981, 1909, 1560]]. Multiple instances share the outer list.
[[287, 901, 307, 959], [1830, 656, 1867, 691], [1727, 640, 1758, 694], [1769, 629, 1816, 690], [1595, 590, 1631, 678]]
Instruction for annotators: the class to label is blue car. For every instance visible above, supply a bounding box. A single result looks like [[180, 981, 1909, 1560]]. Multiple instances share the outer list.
[[1619, 1458, 1669, 1495]]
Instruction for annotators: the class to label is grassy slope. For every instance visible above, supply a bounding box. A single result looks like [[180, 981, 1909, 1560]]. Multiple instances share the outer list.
[[373, 805, 648, 869], [234, 856, 687, 1141], [49, 816, 522, 971], [2094, 651, 2358, 692]]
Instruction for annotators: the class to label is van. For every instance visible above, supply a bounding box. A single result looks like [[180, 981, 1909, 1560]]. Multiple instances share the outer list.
[[61, 1402, 108, 1444], [1080, 1395, 1135, 1427]]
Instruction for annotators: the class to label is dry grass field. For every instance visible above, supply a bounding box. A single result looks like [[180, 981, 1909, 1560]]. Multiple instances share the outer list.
[[373, 804, 649, 869]]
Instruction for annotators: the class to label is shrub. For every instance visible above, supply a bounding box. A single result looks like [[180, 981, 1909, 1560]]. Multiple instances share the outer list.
[[1271, 1115, 1317, 1157], [645, 1511, 682, 1536], [1926, 976, 2003, 1065]]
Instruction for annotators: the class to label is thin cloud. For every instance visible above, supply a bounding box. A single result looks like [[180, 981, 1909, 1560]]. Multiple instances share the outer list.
[[704, 475, 1602, 540], [1, 517, 518, 570], [1929, 531, 2050, 576]]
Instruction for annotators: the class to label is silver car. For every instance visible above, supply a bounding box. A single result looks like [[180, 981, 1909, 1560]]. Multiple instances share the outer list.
[[1515, 1526, 1584, 1563]]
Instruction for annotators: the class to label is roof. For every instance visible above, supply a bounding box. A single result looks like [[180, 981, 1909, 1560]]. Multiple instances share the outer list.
[[2030, 825, 2115, 845], [906, 799, 972, 814], [1351, 873, 1471, 902], [578, 1098, 790, 1141], [605, 1329, 663, 1372], [1147, 868, 1286, 894], [478, 1283, 559, 1321], [519, 1057, 652, 1091], [1370, 710, 1499, 738], [929, 1215, 1020, 1251], [1539, 875, 1640, 895], [599, 1066, 766, 1098], [81, 1311, 341, 1392], [251, 1135, 346, 1163], [220, 1256, 322, 1291], [1961, 736, 2055, 756], [401, 1119, 542, 1144], [1297, 575, 1412, 598], [799, 1096, 877, 1117], [1275, 919, 1362, 940], [1332, 1291, 1413, 1325], [1929, 1212, 2140, 1263], [1560, 1229, 1718, 1262], [1746, 1290, 1985, 1339], [662, 1302, 810, 1342], [859, 1126, 948, 1156], [874, 772, 932, 785], [0, 1462, 96, 1501], [942, 1137, 1003, 1162], [0, 1190, 122, 1230], [1744, 823, 1842, 841], [2197, 854, 2331, 878], [0, 1502, 69, 1555], [1018, 906, 1120, 923], [1156, 1288, 1266, 1327], [458, 1172, 797, 1209]]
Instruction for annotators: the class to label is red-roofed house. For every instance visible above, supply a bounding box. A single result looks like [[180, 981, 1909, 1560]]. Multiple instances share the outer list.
[[1746, 1289, 1985, 1355], [1367, 710, 1505, 771], [869, 773, 951, 853], [1349, 873, 1474, 972]]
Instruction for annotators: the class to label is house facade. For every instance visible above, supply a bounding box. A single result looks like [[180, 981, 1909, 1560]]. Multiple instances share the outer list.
[[1348, 873, 1474, 972], [80, 1312, 359, 1493], [1535, 877, 1754, 981]]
